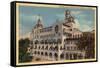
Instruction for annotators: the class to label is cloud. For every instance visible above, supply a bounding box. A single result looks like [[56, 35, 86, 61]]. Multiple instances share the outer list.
[[80, 24, 92, 32], [74, 19, 80, 29], [74, 19, 93, 32], [71, 11, 82, 15]]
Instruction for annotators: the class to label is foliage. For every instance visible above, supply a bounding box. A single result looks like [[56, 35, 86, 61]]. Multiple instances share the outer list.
[[19, 38, 32, 62], [77, 32, 95, 59]]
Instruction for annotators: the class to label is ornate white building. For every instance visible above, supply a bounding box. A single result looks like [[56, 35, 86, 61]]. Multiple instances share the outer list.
[[29, 10, 85, 61]]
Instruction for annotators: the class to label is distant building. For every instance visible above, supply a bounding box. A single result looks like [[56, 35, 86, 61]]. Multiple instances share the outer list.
[[29, 10, 85, 61]]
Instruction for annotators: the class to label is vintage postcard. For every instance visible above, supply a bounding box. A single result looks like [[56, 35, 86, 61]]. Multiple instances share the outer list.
[[11, 1, 97, 67]]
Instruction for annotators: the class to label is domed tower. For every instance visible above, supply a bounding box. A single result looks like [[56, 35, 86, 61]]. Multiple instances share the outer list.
[[65, 10, 71, 23], [64, 10, 75, 28]]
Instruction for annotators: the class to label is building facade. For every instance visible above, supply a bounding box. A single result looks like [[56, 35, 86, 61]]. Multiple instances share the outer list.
[[29, 10, 85, 61]]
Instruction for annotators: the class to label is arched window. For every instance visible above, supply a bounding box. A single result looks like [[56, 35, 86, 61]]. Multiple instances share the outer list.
[[55, 25, 59, 33], [60, 53, 64, 59], [49, 46, 53, 50], [55, 46, 58, 51], [35, 40, 39, 44], [70, 54, 73, 60], [42, 46, 44, 50], [35, 45, 37, 49], [45, 52, 48, 56], [45, 46, 48, 50], [41, 52, 43, 55], [49, 53, 52, 57], [38, 46, 40, 49], [34, 51, 36, 54], [66, 53, 68, 59], [54, 53, 58, 58], [38, 51, 40, 55], [44, 40, 46, 44], [64, 45, 66, 49], [73, 53, 77, 59]]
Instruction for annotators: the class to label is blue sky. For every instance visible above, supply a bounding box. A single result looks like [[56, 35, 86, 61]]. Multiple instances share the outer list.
[[19, 5, 95, 37]]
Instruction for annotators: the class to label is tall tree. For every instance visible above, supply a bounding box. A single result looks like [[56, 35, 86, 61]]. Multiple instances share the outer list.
[[19, 38, 32, 62], [77, 32, 95, 59]]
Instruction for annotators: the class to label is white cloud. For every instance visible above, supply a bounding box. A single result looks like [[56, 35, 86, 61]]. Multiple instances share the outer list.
[[71, 11, 82, 15], [74, 19, 93, 32], [80, 24, 92, 32], [74, 19, 80, 29]]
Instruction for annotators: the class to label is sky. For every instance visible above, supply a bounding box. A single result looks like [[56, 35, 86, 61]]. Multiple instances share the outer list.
[[19, 5, 95, 37]]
